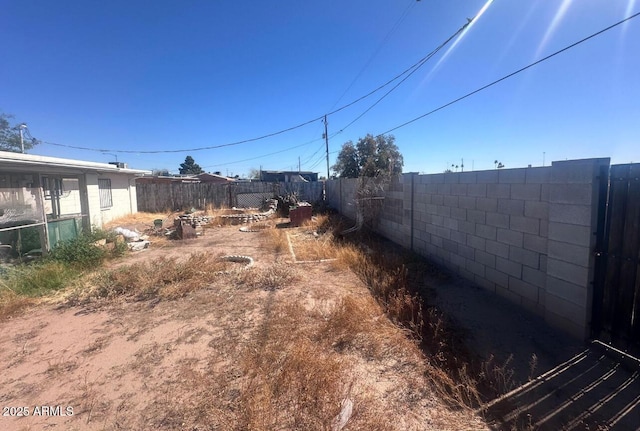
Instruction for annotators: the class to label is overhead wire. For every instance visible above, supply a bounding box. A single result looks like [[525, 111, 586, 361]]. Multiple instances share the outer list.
[[329, 0, 416, 111], [334, 17, 472, 136], [300, 142, 328, 167], [376, 10, 640, 137], [200, 138, 323, 169], [34, 9, 639, 163], [38, 11, 464, 155]]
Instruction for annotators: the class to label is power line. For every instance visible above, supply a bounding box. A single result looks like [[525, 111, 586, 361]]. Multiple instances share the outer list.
[[329, 0, 416, 111], [36, 10, 638, 159], [38, 14, 471, 155], [378, 10, 640, 136], [300, 142, 327, 167], [200, 138, 322, 169], [334, 17, 472, 135]]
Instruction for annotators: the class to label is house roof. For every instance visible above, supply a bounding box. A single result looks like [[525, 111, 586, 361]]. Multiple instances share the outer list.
[[0, 151, 151, 175], [193, 173, 235, 182], [260, 170, 317, 175]]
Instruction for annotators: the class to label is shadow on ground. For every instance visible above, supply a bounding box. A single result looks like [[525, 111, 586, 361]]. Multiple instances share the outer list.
[[427, 271, 640, 430], [483, 346, 640, 430]]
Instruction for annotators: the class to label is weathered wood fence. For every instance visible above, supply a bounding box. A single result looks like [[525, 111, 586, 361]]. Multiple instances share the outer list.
[[592, 163, 640, 350], [136, 181, 324, 212]]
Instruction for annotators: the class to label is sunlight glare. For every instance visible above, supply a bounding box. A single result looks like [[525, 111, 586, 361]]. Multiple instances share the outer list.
[[624, 0, 638, 33], [422, 0, 493, 84], [535, 0, 573, 58]]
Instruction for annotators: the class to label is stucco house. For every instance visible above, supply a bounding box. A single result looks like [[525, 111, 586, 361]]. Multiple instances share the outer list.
[[0, 151, 150, 255]]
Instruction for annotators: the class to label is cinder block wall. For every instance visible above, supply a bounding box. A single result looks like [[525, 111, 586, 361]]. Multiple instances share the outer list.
[[327, 158, 610, 339]]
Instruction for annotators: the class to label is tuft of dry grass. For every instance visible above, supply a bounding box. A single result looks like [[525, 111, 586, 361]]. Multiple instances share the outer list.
[[288, 231, 339, 261], [77, 252, 231, 301], [319, 294, 409, 360], [262, 227, 289, 254], [235, 262, 300, 291], [174, 300, 399, 430], [0, 290, 36, 320], [103, 211, 172, 230]]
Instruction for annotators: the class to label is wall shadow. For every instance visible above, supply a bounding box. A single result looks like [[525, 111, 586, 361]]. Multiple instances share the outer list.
[[483, 347, 640, 430]]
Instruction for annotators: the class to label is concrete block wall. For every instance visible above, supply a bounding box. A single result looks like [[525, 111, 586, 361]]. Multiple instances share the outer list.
[[326, 158, 610, 339], [544, 159, 609, 338], [406, 166, 553, 318], [325, 178, 358, 220]]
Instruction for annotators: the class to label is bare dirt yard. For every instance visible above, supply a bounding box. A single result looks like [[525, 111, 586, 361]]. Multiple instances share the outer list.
[[0, 214, 488, 431]]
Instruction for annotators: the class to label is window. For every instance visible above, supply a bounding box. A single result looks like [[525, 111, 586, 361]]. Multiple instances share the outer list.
[[42, 176, 63, 199], [98, 179, 112, 209]]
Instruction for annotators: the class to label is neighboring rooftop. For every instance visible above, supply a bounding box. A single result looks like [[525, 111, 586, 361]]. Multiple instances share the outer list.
[[0, 151, 150, 175]]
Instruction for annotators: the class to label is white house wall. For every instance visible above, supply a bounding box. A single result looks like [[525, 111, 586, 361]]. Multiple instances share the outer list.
[[85, 173, 102, 228], [57, 178, 82, 216], [100, 173, 137, 225]]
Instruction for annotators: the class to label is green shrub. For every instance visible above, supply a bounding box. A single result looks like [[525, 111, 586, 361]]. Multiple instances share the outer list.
[[49, 234, 107, 268], [1, 261, 78, 297]]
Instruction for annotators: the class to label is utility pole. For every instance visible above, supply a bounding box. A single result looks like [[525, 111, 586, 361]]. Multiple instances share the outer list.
[[323, 115, 330, 179], [298, 156, 301, 173], [19, 124, 27, 154], [543, 152, 546, 167]]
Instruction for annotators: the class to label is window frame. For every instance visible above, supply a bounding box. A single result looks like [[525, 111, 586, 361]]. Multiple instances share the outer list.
[[98, 178, 113, 209]]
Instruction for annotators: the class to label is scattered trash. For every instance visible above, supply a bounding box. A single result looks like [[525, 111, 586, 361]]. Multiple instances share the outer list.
[[128, 240, 150, 252], [332, 398, 353, 431], [112, 227, 150, 251], [113, 227, 141, 242]]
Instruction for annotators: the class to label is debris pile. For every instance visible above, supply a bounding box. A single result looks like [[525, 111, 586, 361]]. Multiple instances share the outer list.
[[112, 227, 150, 251], [174, 213, 210, 239], [219, 199, 278, 225], [175, 213, 211, 229]]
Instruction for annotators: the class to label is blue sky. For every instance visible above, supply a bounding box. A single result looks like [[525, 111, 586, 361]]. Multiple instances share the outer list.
[[1, 0, 638, 176]]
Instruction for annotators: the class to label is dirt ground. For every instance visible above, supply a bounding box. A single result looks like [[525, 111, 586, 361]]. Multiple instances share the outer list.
[[4, 212, 635, 430], [0, 218, 487, 431]]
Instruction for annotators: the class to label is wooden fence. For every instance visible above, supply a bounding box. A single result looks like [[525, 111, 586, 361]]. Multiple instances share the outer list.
[[136, 181, 324, 212], [592, 163, 640, 350]]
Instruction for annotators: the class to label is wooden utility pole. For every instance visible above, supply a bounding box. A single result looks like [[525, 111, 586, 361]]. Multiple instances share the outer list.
[[324, 115, 330, 179]]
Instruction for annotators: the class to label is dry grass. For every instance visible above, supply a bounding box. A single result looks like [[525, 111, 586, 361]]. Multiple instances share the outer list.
[[1, 211, 494, 430], [262, 226, 289, 254], [319, 294, 411, 361], [73, 252, 232, 302], [0, 291, 36, 320], [103, 211, 171, 230], [173, 300, 403, 430], [235, 261, 300, 290], [260, 214, 514, 412]]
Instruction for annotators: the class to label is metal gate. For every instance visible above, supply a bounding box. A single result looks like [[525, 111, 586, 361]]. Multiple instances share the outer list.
[[592, 164, 640, 351]]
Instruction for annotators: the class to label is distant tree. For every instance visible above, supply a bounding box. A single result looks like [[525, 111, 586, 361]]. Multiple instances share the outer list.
[[152, 168, 170, 176], [0, 112, 39, 153], [248, 168, 261, 179], [179, 156, 203, 175], [332, 134, 403, 178], [332, 134, 403, 235]]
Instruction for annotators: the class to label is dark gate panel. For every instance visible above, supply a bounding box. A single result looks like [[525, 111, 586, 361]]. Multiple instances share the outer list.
[[592, 164, 640, 350]]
